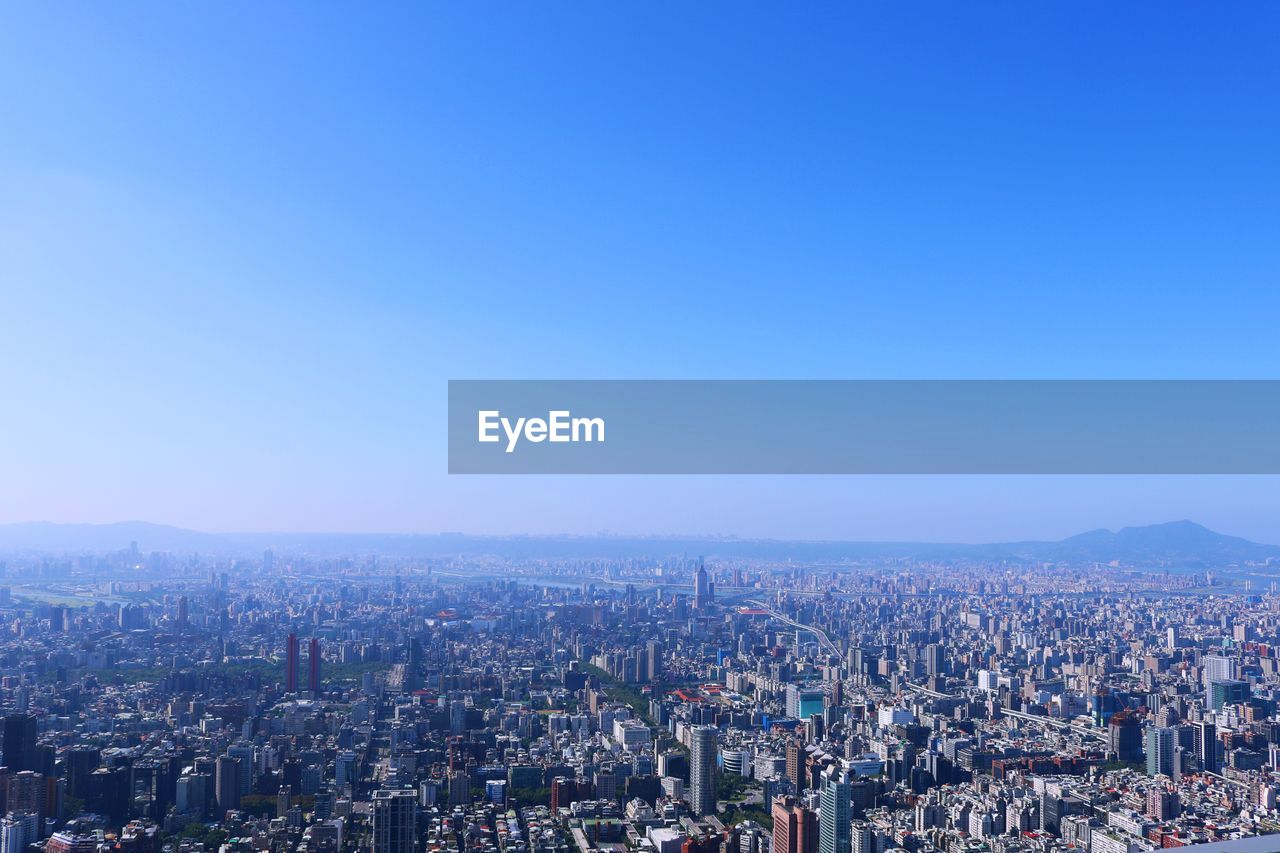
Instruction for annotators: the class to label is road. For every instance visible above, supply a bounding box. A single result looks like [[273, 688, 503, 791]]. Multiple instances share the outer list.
[[746, 599, 839, 656]]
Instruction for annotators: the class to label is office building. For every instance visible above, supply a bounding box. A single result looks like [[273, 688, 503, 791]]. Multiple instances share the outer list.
[[818, 765, 852, 853], [689, 725, 718, 816], [372, 789, 417, 853]]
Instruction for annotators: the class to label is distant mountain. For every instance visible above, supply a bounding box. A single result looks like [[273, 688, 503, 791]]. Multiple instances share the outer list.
[[0, 521, 231, 555], [0, 519, 1275, 566], [1000, 520, 1279, 565]]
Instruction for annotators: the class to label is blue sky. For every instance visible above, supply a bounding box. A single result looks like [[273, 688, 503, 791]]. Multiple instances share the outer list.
[[2, 3, 1279, 542]]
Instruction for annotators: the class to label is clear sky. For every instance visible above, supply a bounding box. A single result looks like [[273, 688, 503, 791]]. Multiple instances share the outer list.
[[2, 4, 1279, 543]]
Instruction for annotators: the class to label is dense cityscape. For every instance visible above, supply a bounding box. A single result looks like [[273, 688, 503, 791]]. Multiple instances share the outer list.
[[1, 535, 1280, 853]]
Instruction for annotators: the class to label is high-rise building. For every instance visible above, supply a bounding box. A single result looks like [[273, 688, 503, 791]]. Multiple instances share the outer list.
[[850, 820, 876, 853], [65, 747, 100, 800], [694, 561, 710, 611], [227, 744, 255, 795], [1194, 720, 1219, 773], [647, 640, 664, 680], [1208, 679, 1250, 711], [278, 785, 292, 817], [449, 700, 467, 735], [689, 725, 718, 816], [309, 637, 322, 697], [1146, 727, 1175, 777], [818, 765, 852, 853], [787, 685, 826, 721], [2, 714, 37, 772], [772, 795, 817, 853], [0, 812, 38, 853], [448, 770, 471, 807], [6, 772, 45, 822], [285, 633, 300, 694], [1146, 787, 1180, 821], [215, 755, 240, 814], [785, 740, 805, 790], [925, 643, 945, 677], [372, 789, 417, 853], [1203, 655, 1237, 702], [1107, 711, 1142, 764]]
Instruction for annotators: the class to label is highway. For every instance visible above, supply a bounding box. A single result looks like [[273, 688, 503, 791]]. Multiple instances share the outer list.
[[746, 599, 840, 656]]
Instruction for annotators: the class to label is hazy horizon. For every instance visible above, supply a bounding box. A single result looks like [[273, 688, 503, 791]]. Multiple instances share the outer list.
[[1, 513, 1277, 549]]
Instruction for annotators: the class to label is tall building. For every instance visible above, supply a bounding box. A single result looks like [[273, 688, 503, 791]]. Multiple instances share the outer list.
[[647, 640, 664, 680], [772, 795, 818, 853], [6, 772, 45, 822], [925, 643, 945, 677], [0, 812, 38, 853], [850, 821, 875, 853], [1208, 679, 1250, 711], [1146, 787, 1180, 821], [818, 765, 852, 853], [309, 637, 322, 697], [1146, 727, 1175, 777], [1194, 720, 1219, 773], [785, 740, 805, 789], [689, 725, 718, 816], [1107, 711, 1142, 764], [787, 685, 826, 721], [1203, 655, 1237, 701], [2, 714, 37, 772], [65, 747, 100, 800], [694, 561, 710, 611], [215, 755, 240, 814], [286, 633, 300, 693], [372, 789, 417, 853], [449, 700, 467, 735], [227, 744, 255, 795]]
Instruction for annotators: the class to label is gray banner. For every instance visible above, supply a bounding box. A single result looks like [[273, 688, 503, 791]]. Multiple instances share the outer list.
[[447, 380, 1280, 474]]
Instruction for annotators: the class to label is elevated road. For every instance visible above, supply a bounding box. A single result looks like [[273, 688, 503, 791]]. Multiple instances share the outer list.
[[746, 599, 839, 656]]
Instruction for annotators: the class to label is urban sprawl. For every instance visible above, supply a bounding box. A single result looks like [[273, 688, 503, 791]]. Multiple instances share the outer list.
[[1, 546, 1279, 853]]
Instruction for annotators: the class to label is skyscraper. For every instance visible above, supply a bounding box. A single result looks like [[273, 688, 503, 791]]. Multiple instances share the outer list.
[[1107, 710, 1142, 764], [925, 643, 944, 677], [285, 633, 300, 694], [1202, 654, 1236, 702], [2, 714, 37, 772], [309, 637, 321, 697], [694, 560, 710, 611], [647, 640, 664, 680], [1146, 727, 1175, 777], [1208, 679, 1250, 711], [372, 789, 417, 853], [772, 795, 818, 853], [1194, 720, 1218, 773], [65, 747, 100, 801], [689, 725, 718, 816], [0, 812, 38, 853], [215, 755, 240, 815], [818, 765, 852, 853]]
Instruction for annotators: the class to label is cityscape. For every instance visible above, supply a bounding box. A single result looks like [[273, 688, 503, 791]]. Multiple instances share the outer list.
[[6, 5, 1279, 853], [1, 523, 1280, 853]]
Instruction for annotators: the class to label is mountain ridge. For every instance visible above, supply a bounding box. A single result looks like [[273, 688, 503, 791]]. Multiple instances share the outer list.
[[0, 519, 1275, 566]]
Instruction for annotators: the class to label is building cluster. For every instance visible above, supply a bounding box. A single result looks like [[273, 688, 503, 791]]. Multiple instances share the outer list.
[[0, 549, 1279, 853]]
